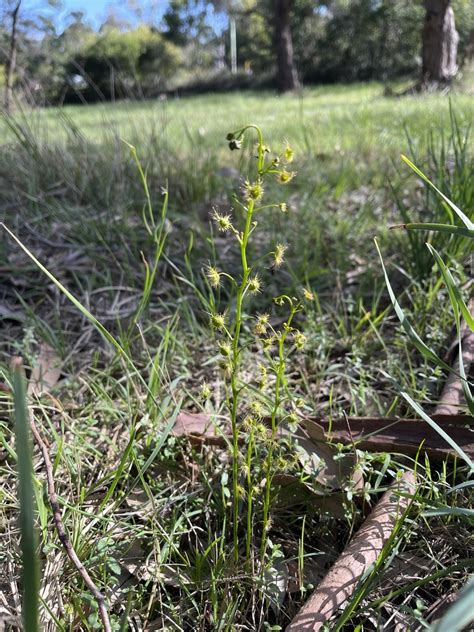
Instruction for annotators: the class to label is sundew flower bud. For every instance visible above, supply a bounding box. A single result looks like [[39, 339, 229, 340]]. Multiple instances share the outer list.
[[243, 415, 256, 432], [206, 265, 221, 288], [250, 400, 264, 419], [257, 364, 267, 390], [262, 335, 275, 350], [273, 243, 287, 268], [245, 179, 264, 202], [284, 144, 295, 163], [303, 287, 314, 301], [199, 382, 211, 401], [248, 274, 262, 294], [219, 360, 232, 376], [293, 331, 306, 349], [254, 313, 269, 336], [211, 208, 233, 232], [287, 412, 299, 429], [218, 341, 231, 357], [277, 170, 296, 184], [210, 311, 227, 330], [229, 138, 242, 151]]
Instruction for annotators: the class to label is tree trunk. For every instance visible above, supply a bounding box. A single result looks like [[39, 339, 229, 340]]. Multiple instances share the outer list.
[[422, 0, 459, 86], [4, 1, 21, 112], [274, 0, 299, 92]]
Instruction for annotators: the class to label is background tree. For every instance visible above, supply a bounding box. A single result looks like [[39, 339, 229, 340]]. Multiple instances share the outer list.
[[421, 0, 459, 86], [274, 0, 299, 91], [3, 0, 21, 112]]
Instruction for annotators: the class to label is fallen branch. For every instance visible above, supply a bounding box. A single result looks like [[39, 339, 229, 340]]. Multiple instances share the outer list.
[[286, 471, 417, 631], [316, 415, 473, 459], [435, 297, 474, 416], [172, 411, 474, 460]]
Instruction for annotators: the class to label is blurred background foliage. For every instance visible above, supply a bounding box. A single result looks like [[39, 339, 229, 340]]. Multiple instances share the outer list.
[[0, 0, 473, 105]]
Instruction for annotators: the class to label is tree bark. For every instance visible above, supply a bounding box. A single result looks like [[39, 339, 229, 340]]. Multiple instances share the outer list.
[[275, 0, 299, 92], [4, 0, 21, 112], [422, 0, 459, 86]]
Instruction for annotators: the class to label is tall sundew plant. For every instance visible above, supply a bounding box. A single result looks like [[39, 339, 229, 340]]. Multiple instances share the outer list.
[[203, 125, 312, 562]]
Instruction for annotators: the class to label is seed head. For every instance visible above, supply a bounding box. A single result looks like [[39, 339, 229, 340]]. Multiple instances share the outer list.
[[273, 243, 287, 268]]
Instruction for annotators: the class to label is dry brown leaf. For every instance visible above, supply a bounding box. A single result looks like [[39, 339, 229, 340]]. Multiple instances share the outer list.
[[293, 418, 364, 491], [28, 343, 62, 396], [172, 411, 228, 442]]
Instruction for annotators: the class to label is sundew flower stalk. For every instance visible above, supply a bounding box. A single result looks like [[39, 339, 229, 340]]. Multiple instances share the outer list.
[[206, 125, 304, 563]]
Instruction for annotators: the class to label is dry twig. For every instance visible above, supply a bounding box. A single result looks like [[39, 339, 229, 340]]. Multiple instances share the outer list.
[[22, 347, 113, 632]]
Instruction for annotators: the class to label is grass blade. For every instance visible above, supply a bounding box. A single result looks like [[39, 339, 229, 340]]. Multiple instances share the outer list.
[[401, 391, 474, 471], [426, 244, 474, 332], [375, 239, 451, 372], [400, 155, 474, 231], [12, 359, 40, 632], [391, 223, 474, 240], [431, 577, 474, 632]]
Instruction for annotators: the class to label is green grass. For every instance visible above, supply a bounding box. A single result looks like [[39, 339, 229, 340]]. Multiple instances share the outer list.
[[0, 82, 473, 630], [2, 83, 473, 163]]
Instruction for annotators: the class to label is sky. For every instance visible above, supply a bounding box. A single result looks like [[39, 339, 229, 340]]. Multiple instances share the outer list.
[[37, 0, 168, 32]]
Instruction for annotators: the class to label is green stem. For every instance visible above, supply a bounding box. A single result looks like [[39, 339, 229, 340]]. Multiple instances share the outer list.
[[245, 426, 255, 560], [260, 309, 296, 561], [230, 198, 254, 562], [226, 124, 265, 564]]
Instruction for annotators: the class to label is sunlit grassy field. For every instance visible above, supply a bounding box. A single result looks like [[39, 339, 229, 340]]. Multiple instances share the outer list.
[[0, 83, 472, 630], [3, 82, 473, 156]]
